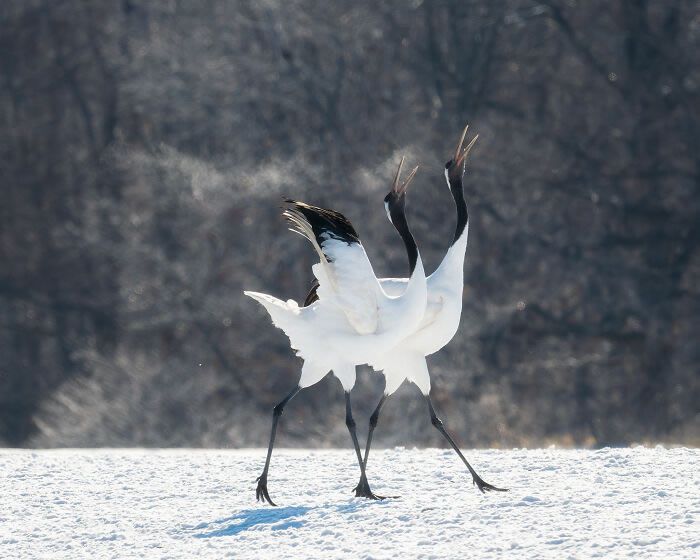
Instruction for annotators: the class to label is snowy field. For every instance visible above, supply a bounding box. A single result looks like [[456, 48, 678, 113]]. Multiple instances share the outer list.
[[1, 447, 697, 559]]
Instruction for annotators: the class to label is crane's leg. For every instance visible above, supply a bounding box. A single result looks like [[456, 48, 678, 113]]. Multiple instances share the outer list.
[[361, 395, 386, 471], [256, 386, 300, 506], [427, 396, 508, 493], [345, 392, 385, 500], [352, 394, 389, 499]]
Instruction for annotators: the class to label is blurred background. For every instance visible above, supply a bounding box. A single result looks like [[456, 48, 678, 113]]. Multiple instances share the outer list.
[[1, 0, 699, 449]]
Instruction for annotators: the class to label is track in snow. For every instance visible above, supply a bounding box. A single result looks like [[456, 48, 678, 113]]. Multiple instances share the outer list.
[[1, 447, 698, 559]]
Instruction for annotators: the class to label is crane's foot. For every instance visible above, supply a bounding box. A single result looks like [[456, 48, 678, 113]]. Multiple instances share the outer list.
[[352, 474, 397, 500], [472, 472, 508, 494], [353, 477, 384, 500], [256, 472, 277, 506]]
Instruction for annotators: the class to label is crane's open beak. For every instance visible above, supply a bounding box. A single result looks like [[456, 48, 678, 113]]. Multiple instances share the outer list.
[[457, 134, 478, 167], [392, 156, 405, 194], [454, 124, 469, 161], [398, 166, 419, 197], [454, 123, 478, 167], [392, 156, 419, 197]]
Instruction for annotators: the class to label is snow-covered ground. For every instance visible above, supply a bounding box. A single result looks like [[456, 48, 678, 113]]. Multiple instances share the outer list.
[[1, 447, 697, 559]]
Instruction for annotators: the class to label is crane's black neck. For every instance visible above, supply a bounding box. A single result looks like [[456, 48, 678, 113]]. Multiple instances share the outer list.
[[449, 178, 469, 246], [388, 201, 418, 276]]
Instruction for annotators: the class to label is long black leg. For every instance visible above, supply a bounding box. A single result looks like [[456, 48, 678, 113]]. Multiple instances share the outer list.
[[256, 386, 300, 506], [427, 396, 508, 493], [346, 392, 385, 500], [345, 392, 365, 472], [361, 395, 387, 471]]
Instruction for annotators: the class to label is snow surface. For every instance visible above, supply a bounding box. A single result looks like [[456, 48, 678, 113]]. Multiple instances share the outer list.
[[1, 447, 698, 559]]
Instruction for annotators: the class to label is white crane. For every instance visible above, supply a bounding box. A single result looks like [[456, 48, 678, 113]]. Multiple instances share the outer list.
[[244, 158, 426, 505], [362, 125, 508, 494]]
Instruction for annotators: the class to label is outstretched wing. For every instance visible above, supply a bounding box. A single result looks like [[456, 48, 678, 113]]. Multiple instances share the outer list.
[[284, 199, 382, 335]]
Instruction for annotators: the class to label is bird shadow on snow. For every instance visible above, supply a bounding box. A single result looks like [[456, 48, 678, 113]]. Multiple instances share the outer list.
[[192, 502, 374, 538]]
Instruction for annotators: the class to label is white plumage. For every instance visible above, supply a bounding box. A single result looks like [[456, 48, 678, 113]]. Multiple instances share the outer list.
[[369, 231, 469, 395], [244, 169, 425, 380]]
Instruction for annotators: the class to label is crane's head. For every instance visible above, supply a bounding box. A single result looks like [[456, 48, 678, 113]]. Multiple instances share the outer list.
[[444, 123, 478, 188], [384, 156, 419, 225]]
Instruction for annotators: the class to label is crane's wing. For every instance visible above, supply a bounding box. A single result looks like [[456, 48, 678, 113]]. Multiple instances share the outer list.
[[284, 199, 382, 335]]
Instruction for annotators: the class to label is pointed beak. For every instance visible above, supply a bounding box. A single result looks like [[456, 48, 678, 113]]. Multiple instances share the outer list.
[[393, 156, 418, 197], [392, 156, 406, 194], [456, 134, 478, 167], [454, 123, 469, 161], [398, 165, 419, 197]]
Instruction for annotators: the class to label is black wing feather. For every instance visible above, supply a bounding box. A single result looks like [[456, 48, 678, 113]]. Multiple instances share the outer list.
[[284, 199, 360, 249]]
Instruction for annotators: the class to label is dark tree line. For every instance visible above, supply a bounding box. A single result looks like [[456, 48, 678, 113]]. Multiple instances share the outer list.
[[1, 0, 698, 448]]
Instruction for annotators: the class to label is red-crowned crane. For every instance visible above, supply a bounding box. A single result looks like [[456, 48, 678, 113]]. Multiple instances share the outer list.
[[362, 125, 508, 495], [244, 158, 426, 505]]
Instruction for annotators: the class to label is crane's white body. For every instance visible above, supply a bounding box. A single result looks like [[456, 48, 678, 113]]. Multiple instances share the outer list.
[[245, 235, 427, 391], [370, 227, 468, 395]]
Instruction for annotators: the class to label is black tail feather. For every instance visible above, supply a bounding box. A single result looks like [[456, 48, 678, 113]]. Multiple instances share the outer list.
[[302, 278, 320, 307]]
